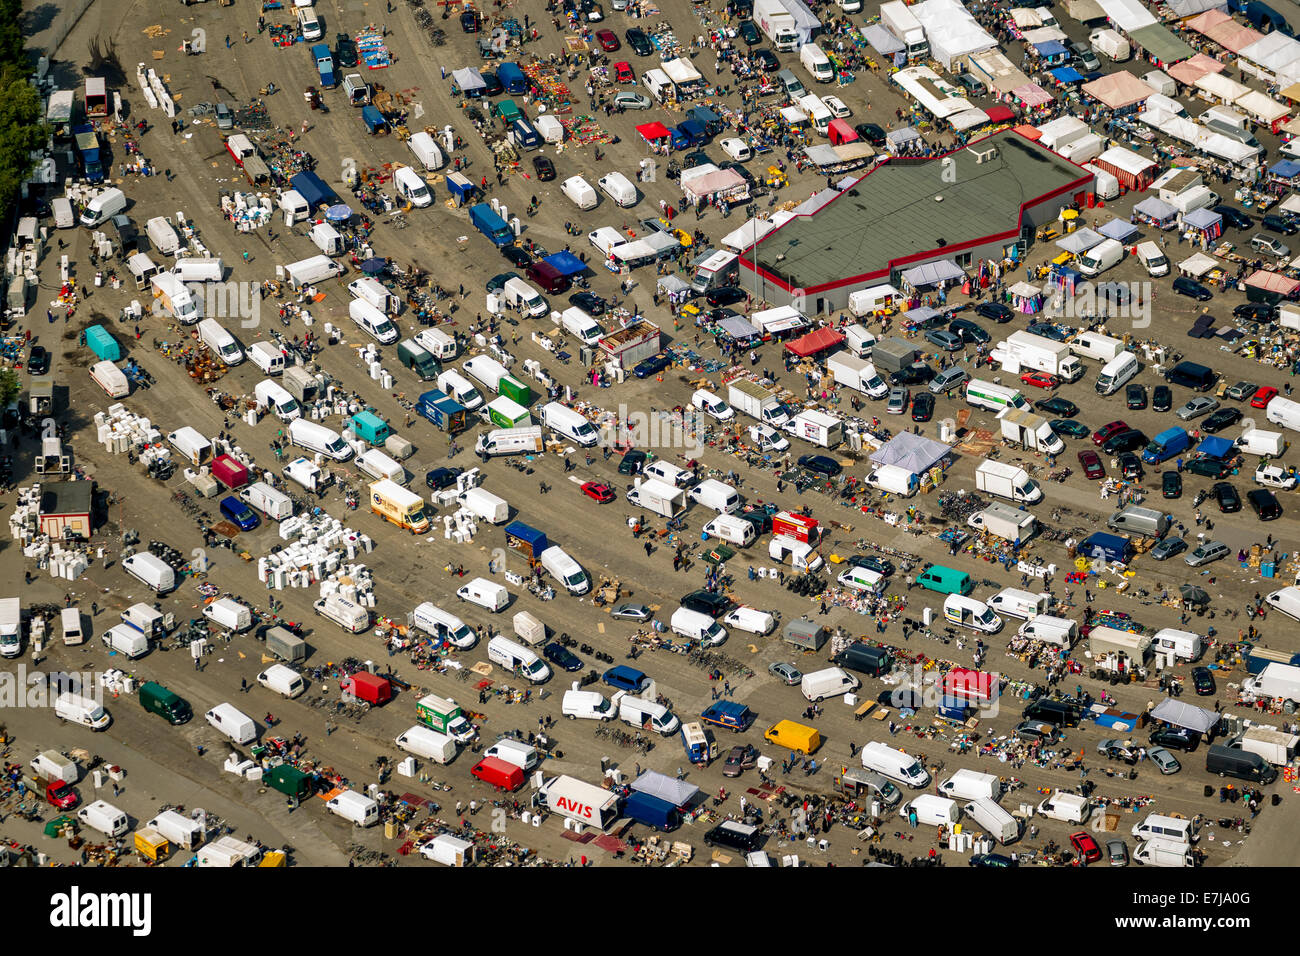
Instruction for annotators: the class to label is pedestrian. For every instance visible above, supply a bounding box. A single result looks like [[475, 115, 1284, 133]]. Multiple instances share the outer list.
[[225, 34, 231, 48], [644, 540, 653, 557], [241, 678, 248, 693], [91, 601, 98, 617]]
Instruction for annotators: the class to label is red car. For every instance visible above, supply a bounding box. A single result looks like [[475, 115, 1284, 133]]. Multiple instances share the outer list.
[[581, 481, 615, 503], [1019, 370, 1060, 389], [1092, 420, 1129, 447], [1251, 386, 1279, 409], [613, 60, 635, 83], [1070, 831, 1102, 864], [596, 29, 620, 52], [1078, 449, 1105, 480]]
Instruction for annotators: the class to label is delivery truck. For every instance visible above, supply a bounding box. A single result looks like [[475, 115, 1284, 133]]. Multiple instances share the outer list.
[[369, 480, 431, 534], [966, 501, 1037, 543], [475, 425, 544, 459], [1232, 726, 1298, 765], [993, 331, 1084, 382], [826, 351, 888, 398], [728, 379, 791, 427], [417, 694, 477, 742], [997, 407, 1065, 456], [880, 0, 928, 59], [469, 203, 513, 246], [458, 487, 509, 524], [1242, 662, 1300, 711], [626, 477, 687, 517], [975, 460, 1043, 504]]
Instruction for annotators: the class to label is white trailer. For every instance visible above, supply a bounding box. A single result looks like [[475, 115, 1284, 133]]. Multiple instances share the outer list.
[[966, 501, 1037, 543]]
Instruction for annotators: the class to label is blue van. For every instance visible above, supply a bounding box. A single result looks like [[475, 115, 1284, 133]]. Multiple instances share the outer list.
[[496, 62, 527, 95], [687, 105, 724, 136], [603, 665, 650, 693], [1078, 532, 1135, 565], [671, 119, 708, 150], [622, 790, 680, 831], [1143, 426, 1191, 464], [510, 118, 540, 150]]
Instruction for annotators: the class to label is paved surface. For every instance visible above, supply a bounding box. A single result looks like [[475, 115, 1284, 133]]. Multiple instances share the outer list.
[[3, 0, 1297, 867]]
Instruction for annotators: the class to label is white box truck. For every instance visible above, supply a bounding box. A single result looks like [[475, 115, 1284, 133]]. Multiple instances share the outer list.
[[975, 460, 1043, 504], [997, 407, 1065, 455], [1242, 662, 1300, 710], [966, 501, 1037, 543], [626, 477, 686, 517], [785, 409, 843, 448], [0, 598, 19, 658], [880, 0, 928, 59], [459, 486, 510, 523], [993, 331, 1084, 382], [728, 379, 790, 427]]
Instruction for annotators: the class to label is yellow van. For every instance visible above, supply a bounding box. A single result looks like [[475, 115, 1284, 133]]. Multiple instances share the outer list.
[[133, 828, 170, 862], [763, 719, 822, 755]]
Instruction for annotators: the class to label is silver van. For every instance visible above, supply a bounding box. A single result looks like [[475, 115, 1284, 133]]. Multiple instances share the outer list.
[[1106, 505, 1170, 539]]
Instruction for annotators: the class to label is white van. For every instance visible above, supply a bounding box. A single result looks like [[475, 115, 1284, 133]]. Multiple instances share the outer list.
[[151, 272, 202, 324], [257, 662, 305, 698], [560, 307, 604, 346], [799, 42, 834, 82], [55, 692, 111, 730], [598, 171, 637, 207], [288, 419, 353, 461], [1095, 352, 1139, 395], [416, 327, 457, 359], [1265, 586, 1300, 621], [255, 379, 301, 421], [722, 605, 776, 635], [562, 689, 613, 721], [326, 789, 380, 827], [395, 725, 457, 764], [146, 217, 181, 256], [349, 276, 401, 314], [198, 318, 244, 366], [801, 666, 859, 702], [484, 738, 542, 771], [356, 448, 405, 484], [691, 388, 735, 421], [1135, 240, 1169, 277], [1131, 812, 1201, 845], [127, 253, 162, 289], [102, 623, 150, 659], [80, 187, 126, 227], [836, 565, 884, 594], [1018, 614, 1078, 647], [540, 546, 590, 595], [458, 578, 510, 613], [32, 750, 79, 784], [350, 298, 399, 344], [501, 277, 548, 317], [898, 794, 959, 827], [393, 165, 433, 207], [689, 478, 741, 513], [561, 175, 598, 209], [408, 131, 446, 171], [296, 4, 323, 39], [205, 703, 257, 744], [437, 369, 483, 409], [861, 741, 930, 788], [937, 768, 1001, 801], [540, 401, 599, 446], [249, 342, 285, 375], [703, 514, 757, 547], [122, 552, 177, 594], [1037, 789, 1091, 824], [616, 693, 680, 735], [78, 800, 129, 838], [310, 221, 343, 256], [987, 588, 1049, 620], [670, 607, 727, 646], [963, 798, 1020, 844], [643, 460, 694, 488], [943, 594, 1003, 633], [314, 594, 370, 632], [60, 607, 85, 646], [173, 257, 224, 283], [51, 197, 75, 229], [487, 635, 551, 682], [1152, 627, 1203, 663], [411, 602, 478, 648]]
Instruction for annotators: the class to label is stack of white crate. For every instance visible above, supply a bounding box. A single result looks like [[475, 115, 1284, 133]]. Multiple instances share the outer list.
[[8, 486, 40, 541], [257, 512, 374, 591], [95, 404, 164, 456]]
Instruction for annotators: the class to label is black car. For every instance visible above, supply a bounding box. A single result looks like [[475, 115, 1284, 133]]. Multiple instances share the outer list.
[[568, 291, 607, 315], [890, 363, 935, 386], [1202, 407, 1243, 433], [1248, 488, 1282, 520], [1162, 471, 1182, 498], [911, 392, 935, 422], [974, 302, 1013, 323], [1233, 303, 1276, 323], [798, 454, 841, 477], [501, 245, 532, 268], [753, 48, 779, 71], [1149, 725, 1200, 752], [531, 156, 556, 181], [26, 345, 50, 375], [854, 122, 887, 146], [680, 589, 732, 618], [878, 688, 923, 709], [1025, 323, 1070, 342], [736, 510, 772, 536], [969, 853, 1018, 868], [335, 33, 359, 68], [703, 820, 761, 851], [948, 318, 990, 344], [1172, 276, 1213, 300], [1212, 204, 1252, 230], [1125, 383, 1147, 410], [543, 641, 583, 672], [718, 161, 756, 188], [706, 287, 747, 309], [618, 448, 646, 475], [1191, 666, 1216, 696], [1101, 429, 1147, 455], [625, 27, 653, 56], [1262, 213, 1298, 235], [633, 353, 672, 378], [480, 70, 504, 96], [1185, 457, 1232, 479], [1213, 481, 1241, 513], [738, 19, 761, 45], [848, 554, 894, 576], [1035, 397, 1079, 417], [682, 149, 712, 170], [1152, 385, 1172, 413], [425, 466, 463, 490], [460, 9, 480, 31], [1118, 452, 1143, 481]]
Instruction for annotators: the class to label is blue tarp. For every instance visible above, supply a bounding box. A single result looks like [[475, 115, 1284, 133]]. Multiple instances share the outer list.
[[1098, 219, 1139, 242], [1271, 159, 1300, 179], [543, 251, 586, 276], [1050, 66, 1084, 83], [1035, 41, 1068, 57], [1196, 436, 1234, 459]]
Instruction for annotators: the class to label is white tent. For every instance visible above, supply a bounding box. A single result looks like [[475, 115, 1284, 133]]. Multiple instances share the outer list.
[[892, 66, 973, 119], [1056, 228, 1105, 253], [721, 217, 780, 252], [1178, 252, 1220, 276], [912, 0, 998, 70], [1195, 72, 1250, 103], [1095, 0, 1157, 31], [969, 50, 1031, 93], [868, 432, 952, 473], [1234, 89, 1289, 124], [1023, 26, 1069, 44], [661, 57, 703, 87], [1238, 33, 1300, 81], [630, 770, 701, 807], [1149, 698, 1220, 735], [1166, 0, 1226, 15], [452, 67, 486, 93], [948, 108, 991, 131]]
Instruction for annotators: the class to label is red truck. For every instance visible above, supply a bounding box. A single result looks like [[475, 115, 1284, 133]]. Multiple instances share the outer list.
[[340, 672, 393, 706], [24, 775, 79, 810], [471, 756, 525, 792]]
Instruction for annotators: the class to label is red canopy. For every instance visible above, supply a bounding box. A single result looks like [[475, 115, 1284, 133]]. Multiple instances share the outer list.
[[1013, 124, 1042, 140], [636, 121, 671, 141], [984, 104, 1015, 123], [784, 326, 845, 356]]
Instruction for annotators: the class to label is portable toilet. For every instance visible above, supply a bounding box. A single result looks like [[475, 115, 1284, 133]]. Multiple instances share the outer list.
[[350, 409, 391, 445], [85, 324, 121, 361]]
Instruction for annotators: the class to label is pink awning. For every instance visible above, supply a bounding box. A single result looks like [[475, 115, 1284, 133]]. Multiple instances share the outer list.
[[1166, 52, 1226, 86], [1245, 270, 1300, 295], [1012, 83, 1052, 107]]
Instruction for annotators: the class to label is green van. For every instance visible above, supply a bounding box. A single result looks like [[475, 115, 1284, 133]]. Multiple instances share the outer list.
[[916, 564, 974, 596], [494, 99, 523, 126], [139, 681, 193, 724], [266, 765, 314, 801]]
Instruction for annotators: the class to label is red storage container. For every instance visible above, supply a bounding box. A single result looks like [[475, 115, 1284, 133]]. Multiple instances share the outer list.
[[772, 511, 819, 543], [210, 454, 251, 490], [472, 756, 525, 792], [340, 672, 392, 706]]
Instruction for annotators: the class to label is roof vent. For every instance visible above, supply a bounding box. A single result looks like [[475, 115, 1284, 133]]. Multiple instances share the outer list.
[[934, 195, 944, 202]]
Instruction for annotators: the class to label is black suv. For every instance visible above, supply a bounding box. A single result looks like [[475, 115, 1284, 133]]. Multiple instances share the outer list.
[[704, 820, 762, 851], [680, 589, 731, 618], [1149, 726, 1200, 752]]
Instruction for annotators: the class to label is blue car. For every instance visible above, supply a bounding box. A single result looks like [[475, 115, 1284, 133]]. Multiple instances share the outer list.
[[602, 665, 650, 693], [219, 496, 260, 531], [633, 353, 673, 378], [543, 641, 583, 672]]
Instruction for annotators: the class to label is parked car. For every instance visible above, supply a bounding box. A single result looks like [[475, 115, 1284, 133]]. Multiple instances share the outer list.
[[1098, 738, 1139, 764], [633, 353, 672, 378], [886, 387, 909, 414], [1125, 383, 1147, 410], [531, 156, 556, 181], [1149, 725, 1200, 751], [581, 481, 615, 503], [1050, 419, 1089, 439], [1101, 429, 1147, 455], [219, 496, 260, 531], [595, 28, 620, 51], [974, 302, 1013, 323], [1152, 385, 1172, 412], [1185, 539, 1230, 567], [1092, 420, 1129, 446], [1070, 831, 1102, 863], [680, 589, 731, 617], [1035, 397, 1078, 417], [1251, 386, 1279, 409], [543, 642, 583, 672], [1077, 450, 1105, 480], [1224, 380, 1258, 401], [924, 329, 962, 351], [425, 467, 463, 490], [706, 287, 748, 308], [948, 318, 989, 344], [847, 554, 894, 576], [1213, 205, 1251, 230], [1150, 536, 1187, 561], [1175, 397, 1219, 420], [610, 602, 652, 622], [1020, 370, 1060, 390], [501, 245, 532, 267], [1161, 472, 1182, 499], [1117, 452, 1143, 481], [753, 48, 779, 71], [738, 20, 761, 45], [798, 454, 841, 477], [911, 393, 935, 422], [1191, 666, 1216, 696], [1248, 488, 1282, 520], [614, 91, 653, 110], [1202, 407, 1242, 433], [1233, 303, 1275, 323], [1172, 276, 1212, 300], [1107, 839, 1130, 866], [1212, 482, 1241, 513], [26, 345, 49, 375], [625, 27, 653, 55], [1184, 457, 1232, 479], [854, 122, 886, 146], [768, 662, 802, 685], [1148, 748, 1180, 775], [568, 291, 607, 315], [1262, 213, 1298, 235], [722, 744, 759, 777], [618, 449, 646, 475]]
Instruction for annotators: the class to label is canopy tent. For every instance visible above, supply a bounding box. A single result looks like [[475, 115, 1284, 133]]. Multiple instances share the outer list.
[[886, 126, 922, 147], [636, 121, 672, 143], [1149, 698, 1220, 735], [1127, 24, 1195, 65], [452, 67, 486, 92], [1011, 7, 1046, 27], [1179, 584, 1211, 607], [1024, 26, 1069, 44], [969, 50, 1031, 93], [1065, 0, 1107, 21], [630, 770, 700, 808], [1196, 73, 1250, 103], [1012, 83, 1054, 107], [785, 326, 846, 356], [1056, 227, 1105, 253], [900, 259, 965, 288], [1139, 105, 1260, 166], [1007, 281, 1043, 299], [1015, 123, 1043, 139], [1270, 159, 1300, 179], [656, 274, 692, 295], [1235, 89, 1289, 124], [1167, 52, 1226, 85], [779, 105, 810, 124], [803, 144, 842, 167], [904, 306, 942, 323], [661, 58, 704, 87], [949, 108, 992, 131], [1094, 146, 1159, 189], [1083, 71, 1154, 110], [869, 432, 952, 474], [1238, 33, 1300, 80], [1200, 18, 1265, 54], [1281, 193, 1300, 215], [1098, 218, 1139, 242], [1195, 435, 1235, 459], [1283, 115, 1300, 134], [1177, 252, 1221, 276], [721, 217, 779, 252], [1283, 82, 1300, 103], [863, 23, 906, 55], [1185, 8, 1231, 32], [1096, 0, 1157, 31], [791, 186, 842, 215], [1133, 195, 1179, 227], [1049, 66, 1085, 84], [1166, 0, 1227, 14], [911, 0, 998, 70], [681, 167, 749, 202], [716, 314, 760, 340], [542, 251, 586, 276], [1144, 93, 1186, 116], [1245, 270, 1300, 296], [1035, 40, 1070, 59], [984, 104, 1016, 123], [1182, 207, 1223, 238]]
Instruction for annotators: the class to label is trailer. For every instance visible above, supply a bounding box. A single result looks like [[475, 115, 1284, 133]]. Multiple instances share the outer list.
[[1234, 726, 1298, 765]]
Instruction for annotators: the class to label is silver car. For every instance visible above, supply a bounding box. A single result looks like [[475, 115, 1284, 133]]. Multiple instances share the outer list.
[[614, 91, 652, 110], [768, 662, 802, 685], [1176, 397, 1219, 420], [1148, 746, 1180, 775], [1251, 234, 1290, 257], [929, 366, 970, 394], [1150, 536, 1187, 561], [610, 602, 652, 621], [886, 387, 909, 414], [1107, 839, 1129, 866], [1185, 540, 1229, 567]]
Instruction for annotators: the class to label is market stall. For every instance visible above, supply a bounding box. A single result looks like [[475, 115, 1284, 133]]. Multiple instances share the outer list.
[[680, 166, 749, 206], [1134, 196, 1179, 229], [1082, 71, 1154, 114], [1182, 207, 1223, 243], [1008, 281, 1045, 313], [1093, 146, 1159, 191], [1098, 219, 1139, 243], [785, 326, 846, 357], [1177, 251, 1222, 278], [1166, 52, 1227, 87], [900, 259, 966, 292]]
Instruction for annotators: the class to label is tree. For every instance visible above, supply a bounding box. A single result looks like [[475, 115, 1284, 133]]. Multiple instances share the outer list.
[[0, 67, 45, 217], [0, 367, 20, 409]]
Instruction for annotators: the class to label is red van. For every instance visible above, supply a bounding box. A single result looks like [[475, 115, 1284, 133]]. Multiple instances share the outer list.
[[471, 755, 525, 792], [340, 672, 393, 706], [525, 261, 570, 295]]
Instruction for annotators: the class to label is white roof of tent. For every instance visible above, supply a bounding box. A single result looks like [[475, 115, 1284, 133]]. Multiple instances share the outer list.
[[1096, 0, 1157, 31], [682, 168, 747, 200], [1134, 196, 1178, 220], [792, 187, 841, 215], [717, 315, 760, 339], [1195, 72, 1250, 102], [1281, 193, 1300, 215], [452, 67, 486, 91], [1011, 8, 1044, 26], [1167, 0, 1226, 15], [862, 23, 905, 54], [721, 217, 779, 252], [1178, 251, 1220, 276], [1056, 227, 1105, 253], [1144, 93, 1186, 115], [970, 50, 1031, 93], [1234, 89, 1289, 123], [630, 770, 701, 807], [661, 58, 703, 85], [1096, 146, 1158, 175], [1150, 698, 1220, 734], [868, 432, 953, 473], [1238, 33, 1300, 75], [1099, 218, 1139, 241], [949, 108, 991, 131], [1023, 26, 1069, 44], [900, 259, 965, 286]]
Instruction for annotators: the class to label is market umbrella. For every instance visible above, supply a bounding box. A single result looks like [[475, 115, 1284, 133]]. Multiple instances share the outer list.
[[360, 257, 387, 275], [326, 204, 353, 223], [1180, 584, 1210, 607]]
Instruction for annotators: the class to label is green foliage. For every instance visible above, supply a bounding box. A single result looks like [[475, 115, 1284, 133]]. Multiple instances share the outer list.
[[0, 2, 46, 225], [0, 367, 21, 408]]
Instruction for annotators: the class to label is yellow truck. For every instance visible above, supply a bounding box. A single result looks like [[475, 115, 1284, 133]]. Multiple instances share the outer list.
[[369, 479, 431, 534]]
